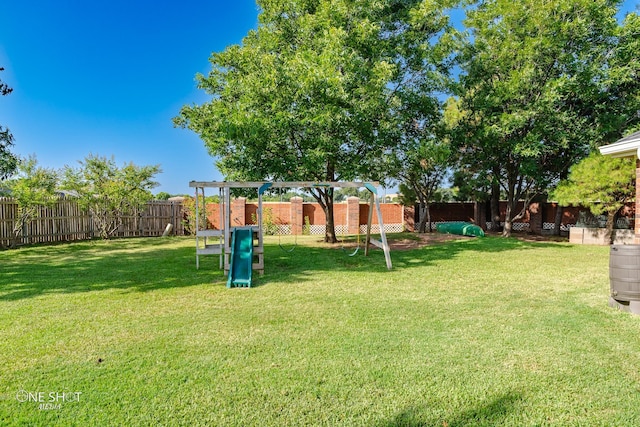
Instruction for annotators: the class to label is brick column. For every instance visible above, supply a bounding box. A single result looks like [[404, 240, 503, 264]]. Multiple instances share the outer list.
[[290, 197, 303, 235], [474, 201, 487, 231], [231, 197, 246, 226], [635, 158, 640, 244], [347, 196, 360, 234]]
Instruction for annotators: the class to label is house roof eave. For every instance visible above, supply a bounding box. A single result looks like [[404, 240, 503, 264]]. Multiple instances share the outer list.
[[599, 130, 640, 158]]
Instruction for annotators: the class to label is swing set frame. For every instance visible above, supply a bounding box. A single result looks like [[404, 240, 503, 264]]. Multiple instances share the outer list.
[[189, 180, 392, 275]]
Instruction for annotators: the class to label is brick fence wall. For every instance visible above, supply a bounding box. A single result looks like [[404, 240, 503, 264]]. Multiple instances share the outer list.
[[413, 201, 633, 233], [420, 201, 587, 233], [200, 198, 633, 234], [204, 197, 406, 234]]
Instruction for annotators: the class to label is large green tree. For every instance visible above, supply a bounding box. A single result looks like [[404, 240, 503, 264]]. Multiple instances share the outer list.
[[386, 1, 457, 233], [547, 10, 640, 235], [175, 0, 453, 242], [453, 0, 624, 237], [0, 67, 18, 181], [591, 12, 640, 141]]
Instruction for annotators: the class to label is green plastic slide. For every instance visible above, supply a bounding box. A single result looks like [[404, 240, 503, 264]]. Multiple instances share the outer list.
[[226, 227, 254, 288], [436, 222, 485, 237]]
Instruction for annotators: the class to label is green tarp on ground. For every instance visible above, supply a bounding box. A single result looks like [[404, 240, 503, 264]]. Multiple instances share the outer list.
[[436, 222, 485, 237]]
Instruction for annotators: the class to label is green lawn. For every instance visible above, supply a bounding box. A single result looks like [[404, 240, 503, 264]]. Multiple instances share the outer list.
[[1, 235, 639, 426]]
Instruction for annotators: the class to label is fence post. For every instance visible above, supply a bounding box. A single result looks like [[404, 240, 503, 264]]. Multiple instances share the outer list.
[[474, 201, 487, 230], [290, 197, 303, 235], [232, 197, 246, 227], [347, 196, 360, 234]]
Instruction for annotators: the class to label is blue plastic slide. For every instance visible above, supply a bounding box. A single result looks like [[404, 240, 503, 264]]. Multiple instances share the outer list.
[[226, 227, 254, 288]]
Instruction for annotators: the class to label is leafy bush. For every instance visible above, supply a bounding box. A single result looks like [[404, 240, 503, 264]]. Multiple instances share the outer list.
[[303, 215, 311, 235], [252, 207, 279, 236], [61, 155, 161, 239]]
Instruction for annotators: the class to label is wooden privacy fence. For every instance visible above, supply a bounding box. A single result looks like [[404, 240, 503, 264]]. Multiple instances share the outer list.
[[0, 197, 185, 247]]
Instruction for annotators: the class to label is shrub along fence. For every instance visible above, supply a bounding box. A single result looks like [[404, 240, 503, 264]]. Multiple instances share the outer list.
[[0, 197, 184, 247]]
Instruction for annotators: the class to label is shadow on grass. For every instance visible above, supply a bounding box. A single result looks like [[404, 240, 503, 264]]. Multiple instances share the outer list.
[[379, 391, 524, 427], [0, 238, 220, 301], [259, 233, 572, 286], [0, 234, 572, 299]]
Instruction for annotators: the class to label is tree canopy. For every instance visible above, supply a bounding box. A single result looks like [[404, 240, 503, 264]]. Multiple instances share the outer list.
[[0, 67, 18, 181], [177, 0, 640, 238], [176, 0, 455, 241], [451, 0, 629, 236]]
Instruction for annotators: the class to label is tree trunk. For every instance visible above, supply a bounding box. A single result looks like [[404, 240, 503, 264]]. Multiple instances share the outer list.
[[553, 205, 564, 236], [10, 231, 19, 249], [505, 190, 535, 238], [323, 163, 338, 243], [11, 211, 28, 248], [474, 200, 486, 230], [605, 210, 617, 245], [324, 195, 337, 243], [502, 196, 516, 238], [502, 163, 523, 238], [490, 180, 501, 232], [417, 198, 427, 233], [313, 188, 338, 243], [502, 205, 513, 237]]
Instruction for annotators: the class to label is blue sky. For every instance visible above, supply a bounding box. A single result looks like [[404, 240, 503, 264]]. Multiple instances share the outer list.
[[0, 0, 258, 195], [1, 1, 639, 195]]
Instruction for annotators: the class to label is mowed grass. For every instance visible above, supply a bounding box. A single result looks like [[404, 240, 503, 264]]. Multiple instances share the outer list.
[[1, 234, 639, 426]]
